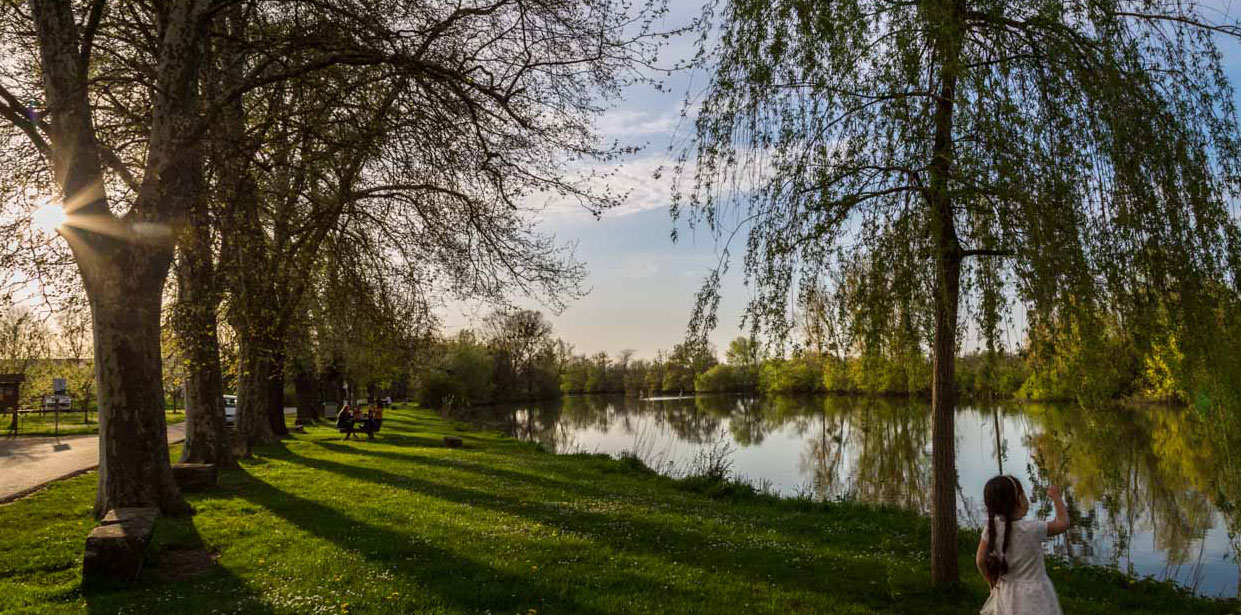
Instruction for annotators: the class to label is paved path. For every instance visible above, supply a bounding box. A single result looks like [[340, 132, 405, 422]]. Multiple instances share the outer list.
[[0, 408, 295, 503], [0, 423, 187, 504]]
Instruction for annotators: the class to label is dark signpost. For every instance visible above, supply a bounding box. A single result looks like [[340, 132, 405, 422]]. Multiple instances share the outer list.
[[1, 374, 25, 437], [43, 378, 72, 437]]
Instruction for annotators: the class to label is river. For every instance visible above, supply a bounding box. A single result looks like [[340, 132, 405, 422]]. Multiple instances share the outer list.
[[463, 394, 1241, 598]]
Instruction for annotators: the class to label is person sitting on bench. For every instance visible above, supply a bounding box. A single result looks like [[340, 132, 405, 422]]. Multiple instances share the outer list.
[[336, 405, 356, 440], [370, 404, 384, 431], [351, 405, 377, 440]]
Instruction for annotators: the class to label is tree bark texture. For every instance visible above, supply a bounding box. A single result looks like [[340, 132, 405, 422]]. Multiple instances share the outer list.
[[88, 251, 189, 517], [214, 3, 290, 451], [174, 221, 232, 466], [235, 333, 278, 455], [171, 46, 230, 466], [266, 347, 289, 436], [294, 360, 322, 423], [926, 0, 964, 586], [29, 0, 211, 517], [929, 242, 962, 585]]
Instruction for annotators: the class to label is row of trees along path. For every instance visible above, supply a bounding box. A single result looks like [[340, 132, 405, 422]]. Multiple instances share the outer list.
[[0, 1, 669, 518], [676, 0, 1241, 585]]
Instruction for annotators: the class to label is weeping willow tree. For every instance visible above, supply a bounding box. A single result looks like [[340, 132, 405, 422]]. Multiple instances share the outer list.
[[675, 0, 1241, 584]]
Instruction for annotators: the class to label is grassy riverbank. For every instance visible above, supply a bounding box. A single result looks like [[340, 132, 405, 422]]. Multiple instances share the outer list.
[[0, 405, 1232, 614]]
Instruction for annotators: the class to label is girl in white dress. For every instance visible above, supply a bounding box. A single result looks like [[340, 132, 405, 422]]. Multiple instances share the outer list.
[[975, 475, 1070, 615]]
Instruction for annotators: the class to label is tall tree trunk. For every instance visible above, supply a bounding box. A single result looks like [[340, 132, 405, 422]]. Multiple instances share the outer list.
[[214, 2, 276, 456], [29, 0, 209, 518], [174, 129, 232, 467], [294, 362, 321, 424], [223, 170, 287, 449], [288, 311, 322, 423], [926, 0, 964, 586], [235, 333, 277, 455], [267, 347, 289, 436], [88, 249, 190, 517], [174, 245, 231, 467], [929, 241, 961, 584]]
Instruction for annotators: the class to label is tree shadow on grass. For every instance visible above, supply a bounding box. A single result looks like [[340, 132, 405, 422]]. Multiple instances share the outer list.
[[311, 440, 591, 494], [313, 438, 912, 564], [315, 423, 955, 592], [234, 469, 619, 615], [85, 514, 278, 615], [270, 444, 905, 611]]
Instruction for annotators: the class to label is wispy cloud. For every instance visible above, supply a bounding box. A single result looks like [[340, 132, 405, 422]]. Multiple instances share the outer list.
[[614, 254, 661, 279], [595, 108, 680, 138], [530, 152, 689, 220]]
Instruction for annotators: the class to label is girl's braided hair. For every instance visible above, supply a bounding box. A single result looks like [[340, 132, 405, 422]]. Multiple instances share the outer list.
[[983, 474, 1024, 584]]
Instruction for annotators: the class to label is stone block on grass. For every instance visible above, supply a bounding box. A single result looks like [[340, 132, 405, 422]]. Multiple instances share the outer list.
[[171, 463, 218, 492], [99, 507, 160, 528], [83, 507, 158, 586]]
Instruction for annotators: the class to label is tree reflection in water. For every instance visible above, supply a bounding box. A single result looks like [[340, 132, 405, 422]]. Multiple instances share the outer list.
[[1023, 403, 1230, 593], [792, 397, 932, 511], [467, 394, 1241, 596]]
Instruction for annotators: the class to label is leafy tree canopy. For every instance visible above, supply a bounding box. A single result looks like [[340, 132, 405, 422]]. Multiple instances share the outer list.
[[676, 0, 1241, 379]]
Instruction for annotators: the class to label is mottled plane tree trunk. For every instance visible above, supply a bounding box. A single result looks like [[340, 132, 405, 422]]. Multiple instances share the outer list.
[[293, 360, 322, 424], [175, 16, 234, 468], [22, 0, 213, 516], [174, 198, 231, 467]]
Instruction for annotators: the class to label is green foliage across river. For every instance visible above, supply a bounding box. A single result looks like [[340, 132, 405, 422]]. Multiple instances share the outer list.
[[411, 316, 1237, 409]]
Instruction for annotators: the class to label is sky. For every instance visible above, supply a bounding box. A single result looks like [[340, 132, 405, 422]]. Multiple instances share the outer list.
[[443, 2, 1241, 360], [436, 1, 736, 358]]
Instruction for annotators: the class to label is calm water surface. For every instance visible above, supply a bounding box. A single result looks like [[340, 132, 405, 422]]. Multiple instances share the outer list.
[[465, 394, 1241, 598]]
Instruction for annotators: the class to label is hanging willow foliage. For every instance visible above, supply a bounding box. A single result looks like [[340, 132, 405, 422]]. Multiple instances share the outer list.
[[675, 0, 1241, 584]]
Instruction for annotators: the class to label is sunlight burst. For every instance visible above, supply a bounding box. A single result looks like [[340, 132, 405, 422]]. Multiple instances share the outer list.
[[31, 199, 66, 234]]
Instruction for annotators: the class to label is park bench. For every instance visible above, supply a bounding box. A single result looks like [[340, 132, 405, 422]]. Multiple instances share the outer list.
[[337, 416, 381, 439]]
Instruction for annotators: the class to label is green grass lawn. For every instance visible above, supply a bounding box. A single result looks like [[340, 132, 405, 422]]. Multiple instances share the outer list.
[[0, 405, 1233, 614], [8, 411, 186, 437]]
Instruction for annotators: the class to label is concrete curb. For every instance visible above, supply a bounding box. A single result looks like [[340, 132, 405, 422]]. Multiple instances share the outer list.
[[0, 466, 97, 505]]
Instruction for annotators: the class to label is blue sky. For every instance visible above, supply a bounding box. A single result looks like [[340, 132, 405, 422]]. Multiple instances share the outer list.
[[440, 2, 1241, 360]]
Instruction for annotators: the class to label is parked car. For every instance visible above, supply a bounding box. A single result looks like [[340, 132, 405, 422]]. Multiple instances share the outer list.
[[224, 395, 237, 425]]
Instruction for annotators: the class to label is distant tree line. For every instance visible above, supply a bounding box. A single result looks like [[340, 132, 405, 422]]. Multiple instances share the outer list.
[[689, 327, 1220, 405], [1, 296, 1215, 416], [407, 307, 1221, 408]]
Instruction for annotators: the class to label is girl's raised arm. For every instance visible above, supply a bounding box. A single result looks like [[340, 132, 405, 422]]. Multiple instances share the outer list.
[[1046, 485, 1070, 537]]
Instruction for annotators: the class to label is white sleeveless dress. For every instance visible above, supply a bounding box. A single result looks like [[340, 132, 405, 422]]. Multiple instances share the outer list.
[[981, 519, 1062, 615]]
